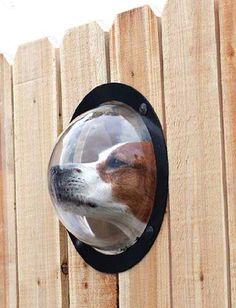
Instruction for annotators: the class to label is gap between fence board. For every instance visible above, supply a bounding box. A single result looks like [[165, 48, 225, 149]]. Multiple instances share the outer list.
[[218, 0, 236, 306]]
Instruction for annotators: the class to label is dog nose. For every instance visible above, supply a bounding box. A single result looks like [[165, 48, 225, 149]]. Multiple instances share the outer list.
[[50, 165, 83, 176], [50, 165, 62, 176]]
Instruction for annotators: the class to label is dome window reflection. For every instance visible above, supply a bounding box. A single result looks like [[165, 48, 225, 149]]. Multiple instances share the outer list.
[[48, 102, 156, 255]]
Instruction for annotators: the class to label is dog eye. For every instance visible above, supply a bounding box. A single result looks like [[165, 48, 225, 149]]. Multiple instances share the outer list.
[[107, 157, 127, 169]]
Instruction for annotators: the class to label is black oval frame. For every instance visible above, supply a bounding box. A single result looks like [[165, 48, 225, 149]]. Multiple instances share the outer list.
[[68, 82, 168, 273]]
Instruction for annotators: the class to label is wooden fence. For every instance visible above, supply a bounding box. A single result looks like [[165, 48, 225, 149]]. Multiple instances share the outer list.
[[0, 0, 235, 307]]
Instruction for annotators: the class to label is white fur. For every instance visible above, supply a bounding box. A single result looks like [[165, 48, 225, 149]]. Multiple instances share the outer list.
[[68, 143, 146, 240]]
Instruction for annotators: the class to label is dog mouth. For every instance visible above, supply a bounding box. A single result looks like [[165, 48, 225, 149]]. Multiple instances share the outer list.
[[54, 190, 98, 209], [49, 165, 98, 209], [73, 198, 97, 209]]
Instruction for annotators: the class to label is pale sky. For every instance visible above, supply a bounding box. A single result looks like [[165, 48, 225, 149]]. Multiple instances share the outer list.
[[0, 0, 167, 61]]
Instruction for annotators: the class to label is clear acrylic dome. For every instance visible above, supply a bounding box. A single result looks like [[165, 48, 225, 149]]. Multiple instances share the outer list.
[[48, 102, 156, 254]]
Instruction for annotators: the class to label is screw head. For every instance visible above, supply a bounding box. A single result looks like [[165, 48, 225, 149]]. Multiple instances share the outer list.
[[145, 225, 154, 239], [75, 239, 83, 249], [139, 103, 147, 115]]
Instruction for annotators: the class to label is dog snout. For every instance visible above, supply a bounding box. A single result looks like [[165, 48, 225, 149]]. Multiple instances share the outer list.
[[49, 164, 85, 200], [50, 165, 63, 176], [50, 164, 82, 175]]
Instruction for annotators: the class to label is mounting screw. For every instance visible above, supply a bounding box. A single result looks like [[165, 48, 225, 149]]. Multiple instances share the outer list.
[[139, 103, 147, 115], [145, 225, 154, 239], [75, 239, 83, 249]]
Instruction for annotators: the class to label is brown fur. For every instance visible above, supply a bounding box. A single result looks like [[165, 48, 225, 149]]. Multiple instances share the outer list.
[[97, 142, 156, 223]]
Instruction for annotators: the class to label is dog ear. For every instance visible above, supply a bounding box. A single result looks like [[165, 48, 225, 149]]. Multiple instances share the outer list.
[[139, 142, 156, 166], [112, 142, 156, 168]]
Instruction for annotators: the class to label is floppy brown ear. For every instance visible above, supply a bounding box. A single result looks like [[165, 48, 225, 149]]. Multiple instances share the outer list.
[[140, 142, 156, 166], [114, 141, 156, 163], [130, 141, 156, 169]]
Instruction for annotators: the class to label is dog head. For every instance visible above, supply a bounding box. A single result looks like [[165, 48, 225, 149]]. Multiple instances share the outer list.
[[49, 141, 156, 246]]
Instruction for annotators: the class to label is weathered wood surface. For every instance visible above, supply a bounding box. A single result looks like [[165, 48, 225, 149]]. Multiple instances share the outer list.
[[162, 0, 229, 307], [60, 22, 117, 308], [0, 2, 235, 307], [0, 56, 17, 307], [110, 6, 171, 308], [13, 39, 66, 307], [218, 0, 236, 306]]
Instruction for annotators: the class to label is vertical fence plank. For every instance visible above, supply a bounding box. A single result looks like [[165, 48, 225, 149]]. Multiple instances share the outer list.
[[218, 0, 236, 306], [0, 56, 17, 307], [60, 23, 117, 308], [13, 39, 65, 307], [110, 6, 171, 308], [162, 0, 229, 306]]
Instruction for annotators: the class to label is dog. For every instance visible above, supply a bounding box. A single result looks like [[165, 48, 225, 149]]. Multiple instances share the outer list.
[[49, 141, 156, 252]]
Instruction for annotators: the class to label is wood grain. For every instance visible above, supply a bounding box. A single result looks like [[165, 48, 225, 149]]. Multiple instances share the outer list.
[[218, 0, 236, 306], [110, 6, 171, 308], [0, 55, 17, 307], [0, 2, 235, 306], [60, 22, 117, 308], [13, 39, 66, 307], [162, 0, 229, 306]]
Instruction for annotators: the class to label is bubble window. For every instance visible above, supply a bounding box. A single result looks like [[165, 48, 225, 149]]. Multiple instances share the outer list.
[[48, 83, 168, 273]]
